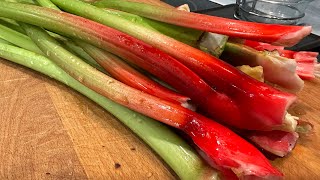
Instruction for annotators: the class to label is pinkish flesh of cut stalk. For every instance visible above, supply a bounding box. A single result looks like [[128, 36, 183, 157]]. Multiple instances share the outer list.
[[246, 131, 299, 157], [243, 40, 319, 80]]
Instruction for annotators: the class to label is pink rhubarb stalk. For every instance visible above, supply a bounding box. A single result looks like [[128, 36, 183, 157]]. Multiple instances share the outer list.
[[76, 41, 192, 108], [93, 0, 311, 46], [21, 15, 282, 179], [49, 0, 298, 131]]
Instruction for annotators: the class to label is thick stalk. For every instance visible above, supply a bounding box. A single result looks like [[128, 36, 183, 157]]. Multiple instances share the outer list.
[[48, 0, 297, 131], [93, 0, 311, 46], [0, 42, 219, 180]]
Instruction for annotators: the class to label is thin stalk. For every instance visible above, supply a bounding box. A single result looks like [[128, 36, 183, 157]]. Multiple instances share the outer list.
[[0, 21, 42, 54], [0, 42, 219, 180], [76, 41, 191, 106], [59, 39, 105, 71], [47, 0, 297, 131], [0, 18, 24, 33], [93, 0, 311, 46]]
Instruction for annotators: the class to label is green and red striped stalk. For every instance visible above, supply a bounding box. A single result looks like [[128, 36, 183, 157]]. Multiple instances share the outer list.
[[93, 0, 311, 46]]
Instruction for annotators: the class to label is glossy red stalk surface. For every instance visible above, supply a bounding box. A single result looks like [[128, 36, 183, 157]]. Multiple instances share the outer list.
[[93, 0, 311, 46]]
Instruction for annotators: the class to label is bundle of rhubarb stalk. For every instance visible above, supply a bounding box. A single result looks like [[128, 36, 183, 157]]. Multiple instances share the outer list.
[[0, 0, 319, 179]]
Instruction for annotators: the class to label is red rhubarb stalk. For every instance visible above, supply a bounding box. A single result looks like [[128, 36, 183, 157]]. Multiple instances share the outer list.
[[22, 18, 282, 179], [75, 41, 192, 107], [47, 0, 298, 131], [93, 0, 311, 46]]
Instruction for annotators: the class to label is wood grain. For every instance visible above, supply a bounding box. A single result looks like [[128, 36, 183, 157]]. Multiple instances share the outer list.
[[0, 58, 319, 179]]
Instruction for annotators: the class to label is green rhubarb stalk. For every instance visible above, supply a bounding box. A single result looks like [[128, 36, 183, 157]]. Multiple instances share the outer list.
[[0, 18, 104, 72], [59, 39, 105, 71], [0, 40, 219, 180], [0, 22, 42, 54], [0, 18, 24, 33]]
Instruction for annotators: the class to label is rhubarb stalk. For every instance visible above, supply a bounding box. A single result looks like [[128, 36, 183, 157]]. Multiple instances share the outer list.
[[76, 40, 192, 106], [48, 0, 297, 131], [93, 0, 311, 46]]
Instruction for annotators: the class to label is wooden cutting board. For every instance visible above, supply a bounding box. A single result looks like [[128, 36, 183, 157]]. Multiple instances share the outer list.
[[0, 58, 319, 179]]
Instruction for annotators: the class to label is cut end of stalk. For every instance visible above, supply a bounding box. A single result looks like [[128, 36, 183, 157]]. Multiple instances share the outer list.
[[273, 112, 299, 132], [176, 4, 190, 12], [274, 26, 312, 47]]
